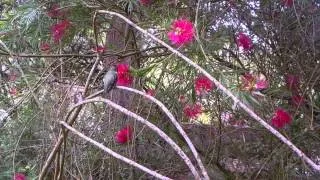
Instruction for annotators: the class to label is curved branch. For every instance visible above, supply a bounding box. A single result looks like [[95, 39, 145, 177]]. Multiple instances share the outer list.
[[65, 97, 201, 179], [116, 86, 209, 180], [59, 121, 173, 180], [40, 97, 201, 179], [97, 10, 320, 172]]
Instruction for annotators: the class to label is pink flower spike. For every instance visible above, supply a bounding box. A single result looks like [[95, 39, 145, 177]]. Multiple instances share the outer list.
[[116, 64, 133, 86], [115, 126, 133, 144], [93, 46, 105, 53], [255, 73, 268, 91], [9, 88, 17, 96], [146, 89, 155, 96], [195, 75, 215, 95], [236, 32, 253, 51], [183, 103, 202, 119], [168, 19, 195, 46], [255, 80, 268, 90], [139, 0, 152, 6], [271, 108, 292, 129], [50, 20, 70, 43], [40, 42, 50, 52], [179, 95, 188, 104], [13, 173, 26, 180], [282, 0, 293, 8], [241, 72, 255, 91]]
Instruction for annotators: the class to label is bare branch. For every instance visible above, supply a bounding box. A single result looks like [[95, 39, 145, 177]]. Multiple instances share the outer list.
[[116, 86, 209, 180], [61, 97, 202, 179], [59, 121, 173, 180], [97, 10, 320, 172]]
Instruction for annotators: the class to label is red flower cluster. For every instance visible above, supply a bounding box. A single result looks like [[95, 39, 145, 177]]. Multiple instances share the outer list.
[[92, 45, 105, 53], [282, 0, 293, 8], [139, 0, 152, 6], [179, 95, 187, 104], [40, 42, 50, 52], [168, 19, 194, 46], [13, 173, 26, 180], [285, 74, 305, 107], [183, 103, 202, 119], [50, 20, 70, 43], [9, 87, 17, 96], [47, 4, 65, 18], [241, 72, 268, 91], [194, 75, 215, 95], [115, 126, 133, 144], [117, 64, 133, 86], [236, 32, 253, 51], [271, 108, 292, 128]]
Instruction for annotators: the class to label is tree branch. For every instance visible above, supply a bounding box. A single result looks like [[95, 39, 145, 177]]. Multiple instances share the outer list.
[[97, 10, 320, 172], [59, 121, 173, 180]]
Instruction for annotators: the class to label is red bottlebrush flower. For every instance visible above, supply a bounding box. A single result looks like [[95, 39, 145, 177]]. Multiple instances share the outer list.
[[291, 95, 304, 107], [282, 0, 293, 8], [50, 20, 70, 43], [13, 173, 26, 180], [115, 126, 133, 144], [146, 89, 155, 96], [92, 45, 105, 53], [139, 0, 152, 6], [194, 75, 215, 95], [241, 72, 268, 91], [236, 32, 253, 51], [179, 95, 188, 104], [116, 64, 133, 86], [168, 19, 194, 46], [241, 73, 255, 91], [271, 108, 292, 128], [183, 103, 202, 119], [255, 73, 268, 91], [47, 4, 64, 18], [9, 88, 17, 96], [285, 74, 300, 91], [40, 42, 50, 52]]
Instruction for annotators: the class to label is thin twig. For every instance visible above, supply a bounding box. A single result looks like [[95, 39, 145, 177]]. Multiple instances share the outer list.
[[59, 121, 173, 180], [97, 10, 320, 172]]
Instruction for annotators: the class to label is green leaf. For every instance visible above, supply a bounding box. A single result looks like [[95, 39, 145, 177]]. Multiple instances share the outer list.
[[130, 64, 157, 77]]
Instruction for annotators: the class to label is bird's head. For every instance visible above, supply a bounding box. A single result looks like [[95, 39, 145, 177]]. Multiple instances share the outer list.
[[109, 65, 117, 72]]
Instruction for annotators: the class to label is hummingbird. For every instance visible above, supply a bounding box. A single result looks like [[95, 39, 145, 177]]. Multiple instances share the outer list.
[[103, 66, 118, 94]]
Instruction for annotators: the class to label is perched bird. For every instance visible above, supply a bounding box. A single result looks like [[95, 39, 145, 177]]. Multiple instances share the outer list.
[[103, 66, 118, 94]]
